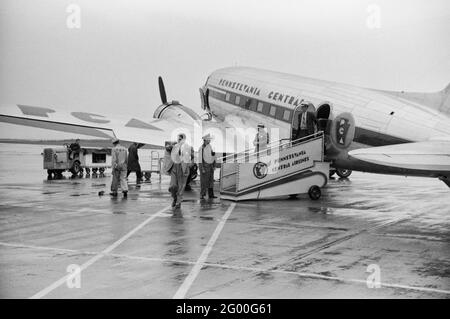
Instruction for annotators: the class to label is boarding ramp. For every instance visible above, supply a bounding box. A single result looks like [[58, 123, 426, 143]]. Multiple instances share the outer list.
[[220, 132, 329, 201]]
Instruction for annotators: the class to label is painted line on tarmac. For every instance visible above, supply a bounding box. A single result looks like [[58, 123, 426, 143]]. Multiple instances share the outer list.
[[198, 262, 450, 296], [173, 202, 236, 299], [4, 238, 449, 296], [0, 242, 80, 254], [29, 205, 171, 299], [0, 241, 197, 266]]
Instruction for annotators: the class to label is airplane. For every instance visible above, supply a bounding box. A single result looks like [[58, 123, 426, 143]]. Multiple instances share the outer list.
[[1, 66, 449, 188]]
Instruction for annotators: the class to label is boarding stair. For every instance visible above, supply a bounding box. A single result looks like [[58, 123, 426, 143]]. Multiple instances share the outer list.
[[219, 132, 329, 201]]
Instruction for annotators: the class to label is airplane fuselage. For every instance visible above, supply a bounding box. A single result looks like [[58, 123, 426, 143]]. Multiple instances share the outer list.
[[203, 67, 450, 178]]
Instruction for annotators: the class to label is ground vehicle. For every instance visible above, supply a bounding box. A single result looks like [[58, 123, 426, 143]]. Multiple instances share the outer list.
[[43, 145, 111, 179]]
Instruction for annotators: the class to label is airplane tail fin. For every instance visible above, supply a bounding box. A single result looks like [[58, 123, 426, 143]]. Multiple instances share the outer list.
[[377, 83, 450, 115]]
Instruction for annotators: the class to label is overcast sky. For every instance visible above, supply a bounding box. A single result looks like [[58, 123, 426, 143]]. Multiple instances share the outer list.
[[0, 0, 449, 139]]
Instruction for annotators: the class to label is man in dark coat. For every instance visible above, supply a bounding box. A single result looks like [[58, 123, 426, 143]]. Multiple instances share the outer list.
[[69, 139, 81, 160], [127, 142, 142, 184], [294, 103, 317, 143]]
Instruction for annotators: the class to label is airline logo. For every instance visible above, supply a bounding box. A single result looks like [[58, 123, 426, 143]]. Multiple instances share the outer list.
[[336, 118, 350, 145], [253, 162, 268, 179], [218, 78, 261, 96], [331, 112, 355, 149]]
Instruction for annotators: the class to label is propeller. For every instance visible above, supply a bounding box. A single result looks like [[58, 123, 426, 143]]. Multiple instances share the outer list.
[[158, 76, 167, 105]]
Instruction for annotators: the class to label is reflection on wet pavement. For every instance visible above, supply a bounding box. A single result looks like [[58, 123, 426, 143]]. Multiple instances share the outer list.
[[0, 144, 449, 298]]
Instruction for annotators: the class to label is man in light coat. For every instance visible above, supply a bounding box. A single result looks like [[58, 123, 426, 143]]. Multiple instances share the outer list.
[[169, 133, 192, 208], [198, 134, 217, 200], [110, 138, 128, 197], [253, 124, 270, 160]]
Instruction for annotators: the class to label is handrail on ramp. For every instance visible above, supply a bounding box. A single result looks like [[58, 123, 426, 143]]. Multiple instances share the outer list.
[[222, 131, 324, 164], [219, 132, 328, 201]]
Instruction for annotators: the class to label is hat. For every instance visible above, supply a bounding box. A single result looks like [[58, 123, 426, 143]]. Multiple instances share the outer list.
[[112, 138, 119, 144], [202, 133, 213, 140]]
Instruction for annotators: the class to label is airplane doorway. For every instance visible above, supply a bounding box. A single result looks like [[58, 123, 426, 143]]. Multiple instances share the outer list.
[[316, 103, 331, 133], [291, 102, 316, 140]]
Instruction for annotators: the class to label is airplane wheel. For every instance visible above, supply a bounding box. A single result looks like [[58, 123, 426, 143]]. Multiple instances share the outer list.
[[308, 186, 321, 200], [55, 170, 64, 179], [47, 170, 54, 180], [99, 167, 105, 174], [144, 172, 151, 181], [336, 169, 352, 178]]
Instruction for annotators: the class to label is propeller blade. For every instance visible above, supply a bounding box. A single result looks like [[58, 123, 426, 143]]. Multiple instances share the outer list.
[[158, 76, 167, 104]]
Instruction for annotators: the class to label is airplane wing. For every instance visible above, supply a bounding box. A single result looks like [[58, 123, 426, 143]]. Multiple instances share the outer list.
[[348, 140, 450, 176], [0, 103, 240, 153], [0, 104, 176, 147]]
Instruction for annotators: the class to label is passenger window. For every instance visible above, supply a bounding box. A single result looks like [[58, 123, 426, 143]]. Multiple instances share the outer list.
[[283, 110, 291, 121], [257, 102, 264, 112], [226, 93, 231, 102], [235, 95, 240, 105], [269, 105, 276, 116], [244, 99, 251, 109]]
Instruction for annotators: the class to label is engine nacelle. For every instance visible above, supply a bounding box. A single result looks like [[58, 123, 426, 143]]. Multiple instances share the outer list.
[[323, 112, 355, 159], [153, 103, 202, 123]]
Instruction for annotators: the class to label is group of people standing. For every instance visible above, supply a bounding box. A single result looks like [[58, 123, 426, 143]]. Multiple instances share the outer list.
[[163, 133, 217, 209], [109, 139, 144, 197], [109, 134, 217, 210]]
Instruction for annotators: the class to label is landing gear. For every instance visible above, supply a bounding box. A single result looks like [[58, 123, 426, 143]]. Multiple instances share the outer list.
[[70, 160, 81, 176], [48, 169, 64, 179], [336, 168, 352, 178], [144, 172, 151, 181], [308, 185, 321, 200]]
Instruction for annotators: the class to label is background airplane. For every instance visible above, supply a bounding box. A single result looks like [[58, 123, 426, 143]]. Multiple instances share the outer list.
[[1, 66, 449, 187]]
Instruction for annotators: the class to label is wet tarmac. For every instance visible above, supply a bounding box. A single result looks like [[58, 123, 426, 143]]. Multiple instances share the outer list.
[[0, 144, 449, 298]]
